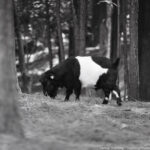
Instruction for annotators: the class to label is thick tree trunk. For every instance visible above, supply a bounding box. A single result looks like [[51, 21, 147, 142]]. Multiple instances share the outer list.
[[0, 0, 23, 136], [56, 0, 65, 62], [139, 0, 150, 101], [71, 0, 87, 56], [128, 0, 139, 100], [120, 0, 139, 101]]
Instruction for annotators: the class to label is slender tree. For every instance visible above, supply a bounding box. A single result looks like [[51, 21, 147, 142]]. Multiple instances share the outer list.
[[14, 1, 30, 93], [105, 0, 113, 58], [0, 0, 23, 136], [45, 0, 53, 67]]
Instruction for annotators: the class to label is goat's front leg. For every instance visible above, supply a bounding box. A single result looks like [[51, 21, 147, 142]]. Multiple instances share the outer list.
[[102, 89, 111, 104], [64, 88, 73, 101]]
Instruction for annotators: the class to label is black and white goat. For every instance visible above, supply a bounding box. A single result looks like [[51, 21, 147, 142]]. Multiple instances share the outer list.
[[40, 56, 122, 106]]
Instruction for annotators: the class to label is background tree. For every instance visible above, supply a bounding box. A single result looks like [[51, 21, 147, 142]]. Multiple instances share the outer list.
[[139, 0, 150, 101], [71, 0, 87, 56], [45, 0, 53, 67], [56, 0, 65, 62], [119, 0, 139, 100], [127, 0, 139, 100], [0, 0, 23, 136]]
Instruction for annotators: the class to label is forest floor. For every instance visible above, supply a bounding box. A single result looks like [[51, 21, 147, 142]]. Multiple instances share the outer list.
[[1, 93, 150, 150]]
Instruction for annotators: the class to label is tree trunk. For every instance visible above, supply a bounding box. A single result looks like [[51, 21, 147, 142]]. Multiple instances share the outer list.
[[99, 19, 108, 56], [139, 0, 150, 101], [111, 0, 119, 60], [0, 0, 23, 136], [120, 0, 129, 100], [14, 1, 31, 93], [71, 0, 87, 56], [106, 1, 113, 58], [69, 24, 75, 57], [92, 0, 106, 47], [56, 0, 65, 62], [120, 0, 139, 101], [45, 0, 53, 68], [79, 0, 87, 55], [128, 0, 139, 100]]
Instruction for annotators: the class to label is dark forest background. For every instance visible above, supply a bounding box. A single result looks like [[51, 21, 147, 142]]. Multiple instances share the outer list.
[[13, 0, 150, 102]]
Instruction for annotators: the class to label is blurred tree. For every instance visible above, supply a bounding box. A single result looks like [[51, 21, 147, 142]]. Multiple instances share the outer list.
[[139, 0, 150, 101], [0, 0, 23, 136], [105, 0, 113, 58], [56, 0, 65, 62], [111, 0, 119, 60], [71, 0, 87, 56], [45, 0, 53, 67], [127, 0, 139, 100], [92, 0, 113, 58], [14, 0, 31, 93]]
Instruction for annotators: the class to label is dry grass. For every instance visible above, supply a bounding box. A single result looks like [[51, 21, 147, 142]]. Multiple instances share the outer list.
[[5, 92, 148, 149], [1, 92, 150, 149]]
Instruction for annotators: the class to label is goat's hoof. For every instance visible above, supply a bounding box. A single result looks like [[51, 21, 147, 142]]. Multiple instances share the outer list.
[[64, 99, 69, 102], [102, 100, 108, 104], [117, 98, 122, 106], [117, 102, 122, 106]]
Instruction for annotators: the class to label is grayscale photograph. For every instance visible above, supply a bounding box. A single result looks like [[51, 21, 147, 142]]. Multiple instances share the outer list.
[[0, 0, 149, 150]]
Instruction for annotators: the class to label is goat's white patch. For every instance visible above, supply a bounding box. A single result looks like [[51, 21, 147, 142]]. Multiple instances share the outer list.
[[105, 97, 109, 101], [112, 90, 119, 98], [76, 56, 108, 88], [50, 75, 54, 79], [109, 92, 112, 101]]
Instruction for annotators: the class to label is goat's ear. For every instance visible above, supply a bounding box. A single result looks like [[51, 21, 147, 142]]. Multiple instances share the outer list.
[[50, 75, 55, 80]]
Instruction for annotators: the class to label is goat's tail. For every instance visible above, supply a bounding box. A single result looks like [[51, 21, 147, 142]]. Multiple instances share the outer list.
[[112, 58, 120, 69]]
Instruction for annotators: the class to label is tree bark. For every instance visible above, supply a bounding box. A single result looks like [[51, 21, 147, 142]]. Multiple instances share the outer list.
[[120, 0, 139, 101], [128, 0, 139, 100], [105, 0, 113, 58], [56, 0, 65, 62], [79, 0, 87, 55], [0, 0, 23, 136], [138, 0, 150, 101], [71, 0, 87, 56], [69, 24, 75, 57]]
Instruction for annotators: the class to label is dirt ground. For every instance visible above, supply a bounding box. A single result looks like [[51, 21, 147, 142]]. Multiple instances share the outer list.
[[1, 93, 150, 150]]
